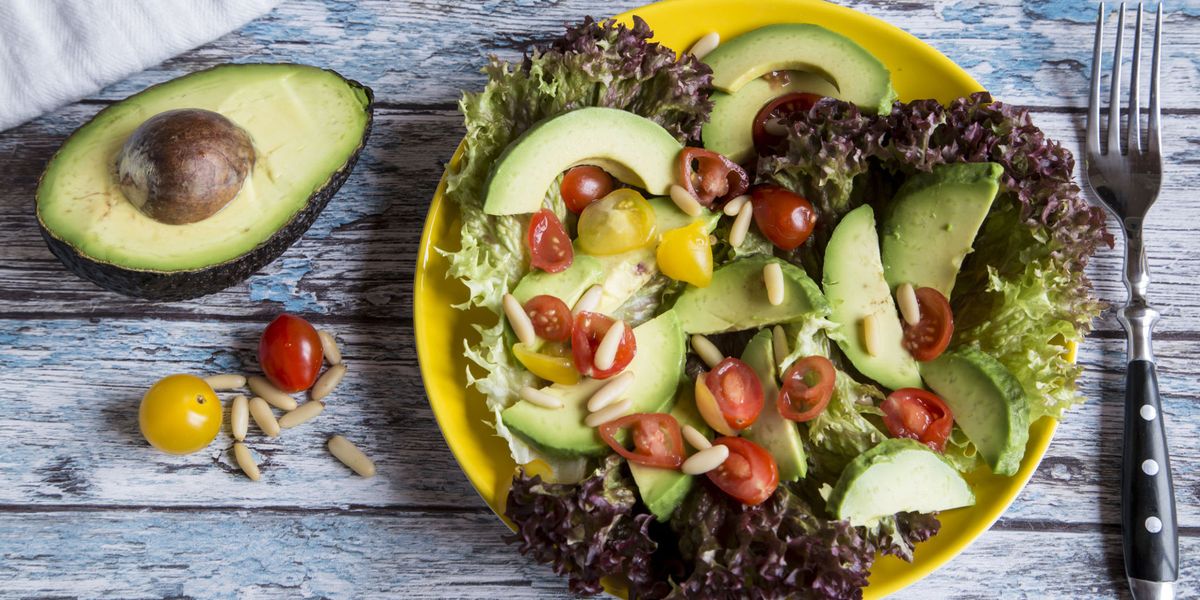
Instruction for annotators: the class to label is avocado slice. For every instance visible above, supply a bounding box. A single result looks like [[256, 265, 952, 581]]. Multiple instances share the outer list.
[[920, 348, 1030, 476], [881, 162, 1004, 299], [827, 438, 975, 526], [823, 205, 922, 390], [673, 256, 829, 334], [36, 63, 373, 301], [628, 387, 711, 521], [500, 311, 685, 456], [483, 108, 683, 215], [740, 330, 808, 481], [511, 254, 603, 307], [703, 72, 840, 164], [702, 24, 896, 114]]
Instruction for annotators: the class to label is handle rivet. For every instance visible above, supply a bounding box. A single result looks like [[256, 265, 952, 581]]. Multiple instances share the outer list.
[[1139, 404, 1157, 420], [1141, 459, 1160, 476], [1145, 516, 1163, 534]]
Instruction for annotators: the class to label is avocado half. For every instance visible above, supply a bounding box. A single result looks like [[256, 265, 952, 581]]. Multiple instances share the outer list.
[[36, 63, 374, 301]]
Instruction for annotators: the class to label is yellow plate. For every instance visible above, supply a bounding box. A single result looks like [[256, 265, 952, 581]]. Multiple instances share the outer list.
[[415, 0, 1059, 596]]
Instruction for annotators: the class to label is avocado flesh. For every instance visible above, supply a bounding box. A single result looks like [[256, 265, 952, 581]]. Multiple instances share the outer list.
[[823, 205, 922, 390], [37, 64, 372, 279], [703, 24, 896, 114], [740, 330, 808, 481], [673, 255, 829, 334], [881, 162, 1003, 299], [629, 387, 711, 521], [828, 438, 975, 526], [483, 108, 683, 215], [512, 254, 603, 306], [703, 73, 840, 164], [500, 311, 685, 456], [921, 348, 1030, 476]]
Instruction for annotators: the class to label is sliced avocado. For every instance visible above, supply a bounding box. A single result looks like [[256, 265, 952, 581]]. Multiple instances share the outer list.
[[827, 438, 975, 526], [673, 256, 829, 334], [881, 162, 1004, 299], [500, 311, 685, 456], [511, 254, 603, 307], [647, 196, 721, 234], [823, 205, 922, 390], [920, 348, 1029, 476], [483, 108, 683, 215], [36, 63, 373, 300], [703, 72, 840, 164], [702, 24, 896, 114], [629, 387, 711, 521], [740, 330, 807, 481]]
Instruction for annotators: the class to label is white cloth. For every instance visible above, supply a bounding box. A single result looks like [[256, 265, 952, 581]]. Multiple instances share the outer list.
[[0, 0, 281, 131]]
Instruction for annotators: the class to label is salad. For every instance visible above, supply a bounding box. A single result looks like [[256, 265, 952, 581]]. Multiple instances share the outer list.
[[440, 15, 1109, 599]]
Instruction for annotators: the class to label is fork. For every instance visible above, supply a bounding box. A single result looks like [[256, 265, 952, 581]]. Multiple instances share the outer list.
[[1083, 3, 1177, 599]]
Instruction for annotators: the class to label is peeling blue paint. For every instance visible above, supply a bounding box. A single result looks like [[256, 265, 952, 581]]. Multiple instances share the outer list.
[[246, 256, 322, 312]]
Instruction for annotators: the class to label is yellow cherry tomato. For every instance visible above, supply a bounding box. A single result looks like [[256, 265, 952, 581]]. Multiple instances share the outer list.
[[139, 374, 223, 454], [657, 220, 713, 287], [513, 342, 580, 385], [576, 189, 657, 255]]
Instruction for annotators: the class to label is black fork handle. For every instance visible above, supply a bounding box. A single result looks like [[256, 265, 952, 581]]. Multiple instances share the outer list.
[[1122, 360, 1178, 584]]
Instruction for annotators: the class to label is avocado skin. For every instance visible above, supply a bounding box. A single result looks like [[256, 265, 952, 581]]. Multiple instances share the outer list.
[[35, 65, 374, 301]]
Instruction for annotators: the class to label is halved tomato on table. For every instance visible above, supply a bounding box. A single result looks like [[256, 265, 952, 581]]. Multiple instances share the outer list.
[[778, 355, 836, 422], [881, 388, 954, 452], [527, 209, 573, 273], [598, 413, 685, 469], [708, 436, 779, 506], [677, 147, 749, 207], [695, 358, 764, 434], [571, 311, 636, 379], [902, 286, 954, 361]]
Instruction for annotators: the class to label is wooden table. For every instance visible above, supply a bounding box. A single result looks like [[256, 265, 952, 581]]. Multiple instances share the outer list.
[[1, 1, 1195, 597]]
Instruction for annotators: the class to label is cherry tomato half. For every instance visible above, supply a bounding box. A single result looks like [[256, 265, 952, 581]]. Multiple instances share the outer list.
[[902, 287, 955, 362], [259, 314, 323, 393], [576, 189, 657, 255], [561, 165, 615, 214], [752, 92, 823, 154], [750, 185, 817, 251], [778, 355, 836, 422], [139, 374, 223, 455], [512, 342, 580, 386], [657, 221, 713, 287], [527, 209, 573, 273], [523, 295, 573, 343], [704, 358, 764, 431], [881, 388, 954, 452], [677, 147, 750, 207], [708, 437, 779, 506], [571, 311, 636, 379], [598, 413, 685, 469]]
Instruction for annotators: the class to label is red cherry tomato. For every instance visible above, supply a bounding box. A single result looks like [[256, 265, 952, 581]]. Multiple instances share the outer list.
[[598, 413, 685, 469], [677, 147, 749, 207], [560, 165, 615, 214], [571, 311, 636, 379], [750, 185, 818, 251], [703, 358, 764, 431], [527, 209, 573, 273], [707, 437, 779, 506], [522, 295, 573, 343], [902, 287, 955, 362], [778, 355, 836, 422], [258, 314, 323, 393], [881, 388, 955, 452], [751, 92, 823, 154]]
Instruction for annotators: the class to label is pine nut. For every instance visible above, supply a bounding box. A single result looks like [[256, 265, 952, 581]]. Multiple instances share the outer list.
[[669, 184, 704, 217], [204, 374, 246, 391], [573, 284, 603, 316], [772, 325, 789, 369], [318, 330, 342, 365], [593, 320, 626, 371], [722, 194, 750, 217], [862, 313, 880, 357], [232, 442, 260, 481], [681, 444, 730, 475], [763, 117, 789, 137], [231, 394, 249, 442], [587, 371, 635, 412], [328, 435, 376, 477], [584, 398, 632, 427], [249, 397, 281, 437], [503, 293, 537, 346], [729, 200, 754, 248], [687, 31, 720, 60], [520, 386, 564, 409], [764, 262, 785, 306], [690, 334, 724, 368], [311, 364, 347, 402], [682, 425, 712, 451], [278, 401, 326, 429], [896, 283, 921, 326], [248, 375, 297, 411]]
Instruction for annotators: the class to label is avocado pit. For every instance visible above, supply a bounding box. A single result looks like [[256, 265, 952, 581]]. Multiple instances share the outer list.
[[116, 108, 255, 225]]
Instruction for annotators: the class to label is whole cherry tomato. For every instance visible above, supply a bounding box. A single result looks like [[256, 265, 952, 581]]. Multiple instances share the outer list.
[[259, 314, 323, 393]]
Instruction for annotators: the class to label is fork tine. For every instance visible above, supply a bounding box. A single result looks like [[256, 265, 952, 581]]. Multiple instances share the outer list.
[[1107, 3, 1126, 155], [1148, 3, 1163, 157], [1087, 3, 1105, 157], [1127, 3, 1144, 154]]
